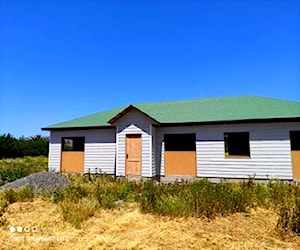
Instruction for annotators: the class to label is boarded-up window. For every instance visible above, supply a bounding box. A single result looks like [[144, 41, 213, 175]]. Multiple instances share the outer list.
[[290, 131, 300, 150], [62, 137, 85, 151], [224, 132, 250, 157], [164, 133, 196, 176], [164, 134, 196, 151]]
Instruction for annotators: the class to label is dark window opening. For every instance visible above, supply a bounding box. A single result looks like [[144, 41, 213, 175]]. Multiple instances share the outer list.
[[290, 131, 300, 150], [224, 132, 250, 157], [164, 134, 196, 151], [62, 137, 85, 151]]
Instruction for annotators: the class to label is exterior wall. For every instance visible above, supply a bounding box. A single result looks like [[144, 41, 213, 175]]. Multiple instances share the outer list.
[[48, 120, 300, 180], [114, 109, 155, 177], [156, 122, 300, 180], [48, 129, 116, 174], [151, 126, 156, 176], [48, 135, 61, 173]]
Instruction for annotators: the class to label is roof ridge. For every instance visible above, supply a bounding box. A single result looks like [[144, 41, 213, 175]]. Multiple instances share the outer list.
[[133, 94, 300, 106]]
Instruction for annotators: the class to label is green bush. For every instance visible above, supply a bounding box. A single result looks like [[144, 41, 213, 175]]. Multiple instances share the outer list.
[[0, 156, 48, 184], [94, 182, 117, 209], [140, 179, 257, 218], [276, 183, 300, 236], [3, 186, 34, 203], [54, 175, 141, 227], [47, 174, 300, 234], [60, 198, 98, 228], [0, 192, 9, 227], [0, 134, 49, 159], [0, 186, 34, 227]]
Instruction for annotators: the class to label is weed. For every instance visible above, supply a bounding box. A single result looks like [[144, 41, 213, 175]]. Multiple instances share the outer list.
[[0, 192, 9, 227], [3, 186, 34, 203], [46, 174, 300, 234], [276, 184, 300, 236], [60, 198, 98, 228], [0, 156, 47, 184]]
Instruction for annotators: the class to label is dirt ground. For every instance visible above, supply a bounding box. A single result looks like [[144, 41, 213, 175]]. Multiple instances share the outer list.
[[0, 199, 299, 250]]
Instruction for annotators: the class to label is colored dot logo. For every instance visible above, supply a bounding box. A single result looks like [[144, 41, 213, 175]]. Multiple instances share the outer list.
[[9, 226, 15, 233], [9, 226, 38, 233]]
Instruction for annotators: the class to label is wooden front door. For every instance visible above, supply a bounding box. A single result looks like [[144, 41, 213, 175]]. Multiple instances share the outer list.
[[126, 134, 142, 175], [290, 131, 300, 179]]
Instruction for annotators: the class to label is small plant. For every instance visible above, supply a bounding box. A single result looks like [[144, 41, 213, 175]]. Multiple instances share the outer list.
[[0, 192, 9, 227], [140, 179, 257, 218], [276, 185, 300, 236], [0, 186, 34, 228], [0, 156, 48, 184], [46, 173, 300, 232], [3, 186, 34, 203], [16, 185, 35, 201], [60, 198, 98, 228]]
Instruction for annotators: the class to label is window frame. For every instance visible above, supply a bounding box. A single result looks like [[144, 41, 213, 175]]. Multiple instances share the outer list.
[[224, 132, 250, 159], [61, 137, 85, 152]]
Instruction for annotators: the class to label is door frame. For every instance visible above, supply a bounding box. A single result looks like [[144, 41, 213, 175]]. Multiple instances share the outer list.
[[125, 134, 142, 175]]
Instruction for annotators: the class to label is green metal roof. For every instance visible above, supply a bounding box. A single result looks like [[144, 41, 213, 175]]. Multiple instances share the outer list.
[[42, 95, 300, 130]]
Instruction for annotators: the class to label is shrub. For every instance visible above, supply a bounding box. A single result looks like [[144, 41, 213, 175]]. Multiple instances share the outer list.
[[0, 156, 48, 184], [267, 180, 296, 210], [3, 186, 34, 203], [276, 184, 300, 236], [52, 174, 140, 228], [140, 179, 257, 218], [140, 180, 157, 213], [0, 192, 9, 227], [47, 174, 300, 233], [0, 134, 49, 159], [0, 186, 34, 227], [60, 198, 98, 228], [253, 183, 269, 207]]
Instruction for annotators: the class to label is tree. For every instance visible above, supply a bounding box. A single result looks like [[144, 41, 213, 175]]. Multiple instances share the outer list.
[[0, 134, 21, 159], [23, 135, 49, 156], [0, 134, 49, 159]]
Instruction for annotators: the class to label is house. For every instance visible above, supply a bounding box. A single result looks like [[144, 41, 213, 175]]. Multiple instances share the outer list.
[[42, 95, 300, 181]]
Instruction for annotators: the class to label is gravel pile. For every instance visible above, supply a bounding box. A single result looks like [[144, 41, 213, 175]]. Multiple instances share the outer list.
[[0, 172, 69, 193]]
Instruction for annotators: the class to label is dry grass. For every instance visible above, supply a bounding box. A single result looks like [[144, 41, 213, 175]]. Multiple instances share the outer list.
[[1, 199, 299, 250]]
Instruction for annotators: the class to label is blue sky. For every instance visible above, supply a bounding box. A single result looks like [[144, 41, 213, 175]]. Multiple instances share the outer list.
[[0, 0, 299, 137]]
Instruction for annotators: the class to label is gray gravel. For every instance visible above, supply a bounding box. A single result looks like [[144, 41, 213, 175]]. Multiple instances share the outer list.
[[0, 172, 69, 193]]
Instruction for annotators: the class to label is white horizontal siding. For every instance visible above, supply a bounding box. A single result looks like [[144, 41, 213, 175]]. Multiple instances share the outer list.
[[115, 109, 154, 177], [151, 126, 156, 177], [157, 122, 300, 180], [48, 135, 61, 172], [49, 129, 116, 174]]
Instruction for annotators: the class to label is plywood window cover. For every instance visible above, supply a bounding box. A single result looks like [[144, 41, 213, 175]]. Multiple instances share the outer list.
[[164, 133, 197, 176], [61, 151, 84, 173], [290, 131, 300, 179]]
